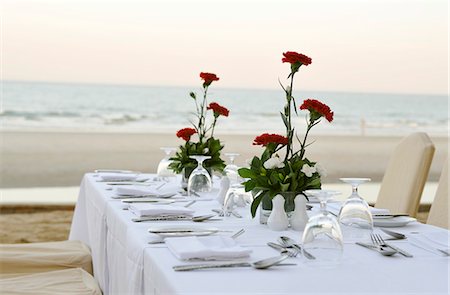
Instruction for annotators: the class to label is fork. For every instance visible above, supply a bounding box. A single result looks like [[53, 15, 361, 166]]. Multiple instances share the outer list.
[[267, 242, 300, 257], [371, 234, 412, 257]]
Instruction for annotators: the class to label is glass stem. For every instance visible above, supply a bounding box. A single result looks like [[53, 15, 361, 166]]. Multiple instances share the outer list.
[[320, 201, 327, 213]]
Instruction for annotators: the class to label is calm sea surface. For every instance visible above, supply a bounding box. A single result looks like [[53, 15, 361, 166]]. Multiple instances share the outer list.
[[2, 81, 448, 136]]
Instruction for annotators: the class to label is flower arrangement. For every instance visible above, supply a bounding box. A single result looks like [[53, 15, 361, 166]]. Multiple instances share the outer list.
[[169, 72, 228, 176], [238, 51, 334, 217]]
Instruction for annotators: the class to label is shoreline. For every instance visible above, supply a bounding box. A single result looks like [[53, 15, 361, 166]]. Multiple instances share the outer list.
[[1, 131, 448, 188]]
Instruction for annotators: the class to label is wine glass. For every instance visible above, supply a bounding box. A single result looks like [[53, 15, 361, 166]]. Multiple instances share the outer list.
[[224, 153, 240, 184], [338, 178, 373, 241], [302, 190, 343, 266], [187, 156, 212, 196], [222, 183, 247, 217], [157, 147, 177, 177]]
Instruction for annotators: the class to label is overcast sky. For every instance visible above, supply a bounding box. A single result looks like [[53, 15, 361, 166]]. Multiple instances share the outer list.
[[2, 0, 448, 94]]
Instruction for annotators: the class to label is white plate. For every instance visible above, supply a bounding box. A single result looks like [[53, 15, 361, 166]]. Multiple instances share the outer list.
[[374, 216, 417, 227], [148, 225, 219, 237]]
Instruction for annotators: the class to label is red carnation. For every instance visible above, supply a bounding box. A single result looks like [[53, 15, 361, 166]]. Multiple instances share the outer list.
[[253, 133, 288, 146], [300, 99, 334, 122], [176, 128, 197, 141], [282, 51, 312, 66], [200, 72, 219, 87], [207, 102, 229, 117]]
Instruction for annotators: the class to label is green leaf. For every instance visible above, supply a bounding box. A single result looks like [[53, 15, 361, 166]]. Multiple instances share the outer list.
[[250, 191, 265, 218], [280, 112, 288, 128], [244, 180, 256, 192], [238, 168, 256, 179]]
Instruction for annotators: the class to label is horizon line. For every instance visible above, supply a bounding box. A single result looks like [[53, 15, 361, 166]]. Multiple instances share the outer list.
[[2, 79, 448, 98]]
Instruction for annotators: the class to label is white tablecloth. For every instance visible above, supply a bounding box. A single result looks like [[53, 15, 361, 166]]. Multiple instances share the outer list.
[[70, 174, 450, 295]]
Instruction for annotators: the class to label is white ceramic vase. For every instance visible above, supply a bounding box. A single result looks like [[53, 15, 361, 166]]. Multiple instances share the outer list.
[[267, 194, 289, 231], [290, 194, 309, 231]]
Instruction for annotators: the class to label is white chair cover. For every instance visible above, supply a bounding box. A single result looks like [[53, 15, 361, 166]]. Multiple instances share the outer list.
[[427, 158, 449, 229], [375, 132, 435, 216], [0, 240, 93, 277]]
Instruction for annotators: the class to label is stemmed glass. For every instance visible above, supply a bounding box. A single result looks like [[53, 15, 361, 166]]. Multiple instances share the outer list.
[[224, 153, 240, 184], [338, 178, 373, 241], [157, 147, 177, 177], [187, 156, 212, 196], [302, 190, 343, 266]]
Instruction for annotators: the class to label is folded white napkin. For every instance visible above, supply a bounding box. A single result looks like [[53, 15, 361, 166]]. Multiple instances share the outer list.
[[116, 184, 180, 196], [99, 173, 139, 181], [369, 207, 390, 215], [165, 236, 252, 261], [128, 203, 194, 218]]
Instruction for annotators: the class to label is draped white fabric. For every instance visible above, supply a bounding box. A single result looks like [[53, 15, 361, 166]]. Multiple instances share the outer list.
[[70, 174, 450, 295]]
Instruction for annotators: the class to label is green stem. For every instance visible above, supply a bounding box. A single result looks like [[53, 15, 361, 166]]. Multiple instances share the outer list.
[[210, 116, 218, 137], [299, 120, 318, 159], [198, 86, 209, 142], [284, 72, 295, 162]]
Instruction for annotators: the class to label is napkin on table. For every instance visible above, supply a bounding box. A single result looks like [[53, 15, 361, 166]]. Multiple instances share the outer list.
[[99, 173, 140, 181], [128, 203, 194, 218], [325, 203, 390, 216], [116, 184, 180, 197], [165, 236, 252, 261]]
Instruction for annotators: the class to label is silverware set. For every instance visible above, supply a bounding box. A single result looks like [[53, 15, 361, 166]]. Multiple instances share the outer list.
[[266, 236, 315, 260]]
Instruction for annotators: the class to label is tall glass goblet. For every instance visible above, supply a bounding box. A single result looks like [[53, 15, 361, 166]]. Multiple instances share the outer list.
[[157, 147, 177, 177], [187, 156, 212, 197], [224, 153, 240, 184], [338, 178, 373, 241], [302, 190, 343, 267]]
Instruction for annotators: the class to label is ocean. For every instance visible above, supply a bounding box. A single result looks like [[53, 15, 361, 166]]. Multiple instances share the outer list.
[[1, 81, 448, 136]]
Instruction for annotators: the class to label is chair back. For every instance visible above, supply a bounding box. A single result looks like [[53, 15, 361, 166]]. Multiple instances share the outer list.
[[375, 132, 435, 216], [427, 158, 448, 229]]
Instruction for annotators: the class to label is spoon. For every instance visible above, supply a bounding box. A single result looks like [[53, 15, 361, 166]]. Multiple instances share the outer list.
[[173, 254, 294, 271]]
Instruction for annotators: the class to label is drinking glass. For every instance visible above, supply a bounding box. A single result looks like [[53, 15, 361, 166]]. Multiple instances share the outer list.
[[302, 190, 343, 266], [222, 183, 247, 216], [187, 156, 212, 196], [156, 147, 177, 177], [338, 178, 373, 241], [224, 153, 240, 184]]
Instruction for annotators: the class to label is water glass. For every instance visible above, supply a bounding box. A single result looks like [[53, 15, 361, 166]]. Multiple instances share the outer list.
[[156, 147, 177, 177], [338, 178, 373, 241], [302, 190, 343, 267], [187, 155, 212, 196]]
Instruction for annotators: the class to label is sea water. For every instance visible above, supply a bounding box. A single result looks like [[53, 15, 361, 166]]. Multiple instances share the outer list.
[[2, 81, 448, 136]]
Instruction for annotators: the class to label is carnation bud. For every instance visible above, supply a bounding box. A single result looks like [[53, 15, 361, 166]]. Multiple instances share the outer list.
[[189, 92, 196, 99]]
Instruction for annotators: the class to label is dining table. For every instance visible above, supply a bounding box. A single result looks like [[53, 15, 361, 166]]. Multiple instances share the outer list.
[[69, 173, 450, 295]]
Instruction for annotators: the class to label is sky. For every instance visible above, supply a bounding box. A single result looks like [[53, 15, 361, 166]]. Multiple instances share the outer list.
[[1, 0, 448, 94]]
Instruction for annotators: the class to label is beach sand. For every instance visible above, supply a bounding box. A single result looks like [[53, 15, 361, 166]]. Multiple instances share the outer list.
[[0, 131, 447, 243], [1, 131, 448, 188]]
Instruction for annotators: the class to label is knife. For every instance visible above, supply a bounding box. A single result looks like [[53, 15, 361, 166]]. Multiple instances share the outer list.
[[132, 215, 191, 222], [173, 262, 252, 271]]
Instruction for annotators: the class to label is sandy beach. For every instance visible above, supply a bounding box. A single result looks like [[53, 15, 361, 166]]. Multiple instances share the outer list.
[[1, 131, 448, 188]]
